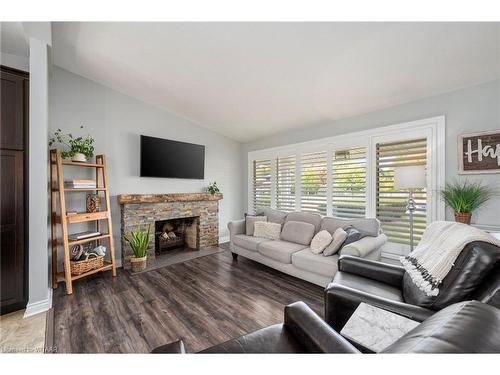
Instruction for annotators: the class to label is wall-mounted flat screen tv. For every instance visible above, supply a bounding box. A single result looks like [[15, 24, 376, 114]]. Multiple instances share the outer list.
[[140, 135, 205, 179]]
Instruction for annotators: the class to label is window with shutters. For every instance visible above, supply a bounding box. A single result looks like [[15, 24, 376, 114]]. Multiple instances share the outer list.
[[376, 138, 427, 245], [252, 159, 272, 212], [300, 151, 327, 215], [332, 147, 367, 218], [276, 155, 296, 212]]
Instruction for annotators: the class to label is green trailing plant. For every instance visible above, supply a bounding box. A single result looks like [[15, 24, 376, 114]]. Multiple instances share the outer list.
[[440, 180, 496, 214], [48, 126, 95, 159], [122, 224, 151, 258], [207, 181, 220, 194]]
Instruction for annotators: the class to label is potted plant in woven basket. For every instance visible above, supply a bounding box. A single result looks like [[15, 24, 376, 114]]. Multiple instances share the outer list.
[[440, 180, 495, 224], [123, 224, 151, 272]]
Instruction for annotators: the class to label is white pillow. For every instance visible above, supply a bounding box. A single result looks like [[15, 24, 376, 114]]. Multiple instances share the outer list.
[[323, 227, 348, 256], [253, 221, 281, 240], [310, 230, 333, 254]]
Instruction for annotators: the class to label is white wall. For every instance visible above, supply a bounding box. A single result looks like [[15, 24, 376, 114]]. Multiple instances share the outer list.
[[0, 52, 29, 72], [50, 67, 243, 266], [242, 80, 500, 230]]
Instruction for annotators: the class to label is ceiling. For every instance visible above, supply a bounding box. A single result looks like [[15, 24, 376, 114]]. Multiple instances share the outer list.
[[52, 22, 500, 143], [1, 22, 29, 57]]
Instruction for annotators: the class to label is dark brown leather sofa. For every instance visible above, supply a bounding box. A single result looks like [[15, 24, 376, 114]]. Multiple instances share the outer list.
[[325, 241, 500, 332], [152, 299, 500, 353]]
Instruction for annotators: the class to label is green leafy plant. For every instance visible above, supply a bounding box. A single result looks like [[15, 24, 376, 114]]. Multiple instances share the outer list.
[[48, 126, 95, 159], [440, 180, 496, 214], [207, 181, 220, 194], [122, 224, 151, 258]]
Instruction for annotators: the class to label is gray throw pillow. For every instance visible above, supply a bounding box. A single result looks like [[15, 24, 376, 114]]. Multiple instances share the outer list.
[[341, 226, 362, 248], [245, 215, 267, 236]]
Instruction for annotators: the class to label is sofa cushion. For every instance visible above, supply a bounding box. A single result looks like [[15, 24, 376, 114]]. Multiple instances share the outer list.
[[256, 207, 287, 225], [285, 212, 322, 233], [258, 240, 308, 264], [280, 221, 316, 246], [253, 221, 282, 240], [310, 230, 333, 254], [333, 272, 404, 302], [233, 234, 271, 252], [321, 217, 380, 237], [292, 249, 339, 277], [245, 215, 267, 236]]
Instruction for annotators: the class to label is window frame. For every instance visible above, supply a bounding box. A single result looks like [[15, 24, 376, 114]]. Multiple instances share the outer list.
[[247, 116, 446, 255]]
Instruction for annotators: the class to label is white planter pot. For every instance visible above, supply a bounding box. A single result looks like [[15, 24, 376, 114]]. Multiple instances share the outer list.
[[72, 153, 87, 162]]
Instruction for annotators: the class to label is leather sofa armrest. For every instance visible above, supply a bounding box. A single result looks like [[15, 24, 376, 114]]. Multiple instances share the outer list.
[[337, 255, 405, 287], [284, 301, 359, 353], [339, 234, 387, 258], [324, 282, 434, 331], [151, 339, 186, 353], [228, 219, 246, 237]]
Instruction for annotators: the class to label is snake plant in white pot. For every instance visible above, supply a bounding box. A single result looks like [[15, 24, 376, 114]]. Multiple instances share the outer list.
[[123, 224, 151, 272]]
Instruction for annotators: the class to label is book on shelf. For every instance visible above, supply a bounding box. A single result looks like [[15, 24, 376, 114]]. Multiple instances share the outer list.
[[68, 231, 101, 241], [64, 179, 97, 188], [66, 211, 79, 216]]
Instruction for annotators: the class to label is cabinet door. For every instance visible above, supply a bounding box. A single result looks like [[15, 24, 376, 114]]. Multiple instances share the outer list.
[[1, 71, 25, 150], [0, 150, 25, 312]]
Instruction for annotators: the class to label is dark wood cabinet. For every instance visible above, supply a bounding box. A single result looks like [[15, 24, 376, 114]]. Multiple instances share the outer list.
[[1, 66, 29, 314]]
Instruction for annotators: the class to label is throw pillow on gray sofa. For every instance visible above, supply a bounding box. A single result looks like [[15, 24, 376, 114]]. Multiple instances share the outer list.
[[323, 227, 348, 256], [341, 226, 362, 248], [256, 207, 287, 225], [253, 221, 282, 240], [310, 230, 333, 254], [246, 215, 267, 236], [280, 220, 316, 246]]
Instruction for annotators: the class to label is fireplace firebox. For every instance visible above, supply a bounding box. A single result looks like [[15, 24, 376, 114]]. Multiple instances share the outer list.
[[155, 216, 199, 253]]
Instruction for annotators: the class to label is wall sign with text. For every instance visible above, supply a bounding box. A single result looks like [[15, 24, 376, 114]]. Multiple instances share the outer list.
[[459, 130, 500, 174]]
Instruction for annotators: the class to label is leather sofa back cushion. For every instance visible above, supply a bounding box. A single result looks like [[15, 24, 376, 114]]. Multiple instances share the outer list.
[[281, 221, 316, 246], [285, 212, 322, 233], [403, 241, 500, 310], [256, 207, 287, 225], [382, 301, 500, 353], [321, 217, 380, 237]]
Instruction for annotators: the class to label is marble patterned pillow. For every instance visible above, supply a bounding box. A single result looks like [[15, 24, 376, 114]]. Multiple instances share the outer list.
[[310, 230, 333, 254], [253, 221, 281, 240]]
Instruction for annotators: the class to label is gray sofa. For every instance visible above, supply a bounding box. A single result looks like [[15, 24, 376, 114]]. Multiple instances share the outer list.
[[228, 209, 387, 287]]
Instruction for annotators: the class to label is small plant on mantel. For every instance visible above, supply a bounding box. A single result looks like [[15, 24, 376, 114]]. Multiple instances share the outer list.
[[440, 180, 496, 224], [48, 126, 95, 162], [207, 181, 220, 195], [122, 224, 151, 272]]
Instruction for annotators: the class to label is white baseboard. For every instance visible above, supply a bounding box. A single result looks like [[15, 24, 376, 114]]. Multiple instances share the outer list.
[[219, 236, 230, 243], [24, 288, 52, 318]]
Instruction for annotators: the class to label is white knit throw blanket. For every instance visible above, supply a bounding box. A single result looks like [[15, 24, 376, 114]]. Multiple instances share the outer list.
[[400, 221, 500, 297]]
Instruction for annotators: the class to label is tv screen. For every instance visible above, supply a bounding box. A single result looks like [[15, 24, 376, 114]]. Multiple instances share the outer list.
[[140, 135, 205, 179]]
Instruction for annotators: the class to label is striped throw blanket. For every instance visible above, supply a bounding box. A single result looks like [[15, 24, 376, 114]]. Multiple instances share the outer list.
[[400, 221, 500, 296]]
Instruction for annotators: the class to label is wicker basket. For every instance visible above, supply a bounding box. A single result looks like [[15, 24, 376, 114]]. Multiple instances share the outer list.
[[70, 254, 104, 275], [455, 212, 472, 225]]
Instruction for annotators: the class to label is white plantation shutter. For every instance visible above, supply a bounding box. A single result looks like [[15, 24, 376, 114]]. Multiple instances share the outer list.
[[276, 155, 296, 212], [252, 159, 272, 212], [300, 151, 327, 215], [332, 147, 367, 218], [376, 138, 427, 245]]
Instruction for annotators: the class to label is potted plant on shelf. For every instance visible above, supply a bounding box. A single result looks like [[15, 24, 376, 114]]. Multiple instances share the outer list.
[[48, 126, 95, 162], [440, 180, 495, 224], [122, 224, 151, 272], [207, 181, 220, 194]]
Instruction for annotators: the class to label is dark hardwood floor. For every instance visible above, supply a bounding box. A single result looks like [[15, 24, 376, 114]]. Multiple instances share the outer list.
[[52, 247, 324, 353]]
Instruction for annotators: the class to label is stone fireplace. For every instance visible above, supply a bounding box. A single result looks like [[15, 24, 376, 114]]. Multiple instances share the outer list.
[[118, 193, 223, 269]]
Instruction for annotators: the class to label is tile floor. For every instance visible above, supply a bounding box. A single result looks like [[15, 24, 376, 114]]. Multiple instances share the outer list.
[[0, 309, 46, 353]]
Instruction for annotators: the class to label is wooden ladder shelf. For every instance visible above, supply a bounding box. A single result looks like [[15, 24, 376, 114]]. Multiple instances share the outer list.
[[50, 149, 117, 294]]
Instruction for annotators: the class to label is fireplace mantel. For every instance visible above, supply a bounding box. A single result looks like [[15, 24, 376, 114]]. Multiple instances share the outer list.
[[118, 192, 223, 204]]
